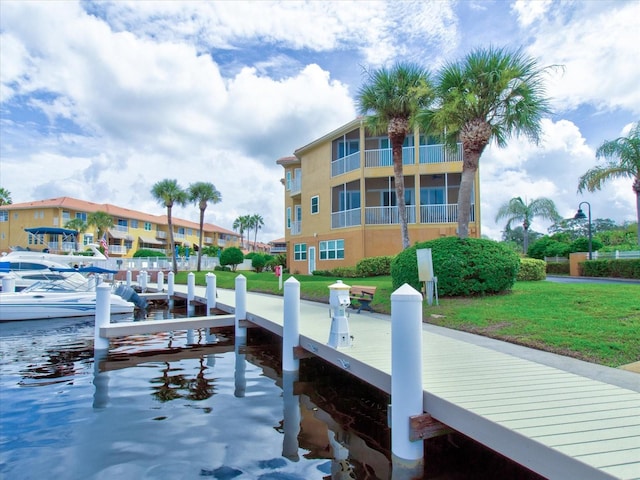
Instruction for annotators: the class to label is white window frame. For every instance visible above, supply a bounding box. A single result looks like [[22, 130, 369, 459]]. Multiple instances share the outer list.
[[319, 239, 344, 260], [294, 243, 307, 261], [311, 195, 319, 214], [286, 207, 291, 229]]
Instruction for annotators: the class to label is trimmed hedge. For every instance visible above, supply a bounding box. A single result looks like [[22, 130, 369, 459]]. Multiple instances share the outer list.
[[580, 259, 640, 279], [356, 256, 393, 277], [546, 262, 570, 275], [133, 249, 167, 258], [391, 237, 520, 296], [517, 258, 546, 281]]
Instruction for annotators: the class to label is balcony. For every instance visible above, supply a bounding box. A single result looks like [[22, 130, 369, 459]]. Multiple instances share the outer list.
[[331, 151, 360, 177], [331, 208, 361, 229], [109, 245, 127, 255], [420, 203, 475, 223], [365, 206, 416, 225], [364, 146, 415, 167], [156, 231, 167, 239], [218, 239, 226, 247], [291, 221, 301, 235], [113, 224, 129, 233], [290, 176, 301, 196], [174, 233, 185, 240], [419, 143, 463, 164]]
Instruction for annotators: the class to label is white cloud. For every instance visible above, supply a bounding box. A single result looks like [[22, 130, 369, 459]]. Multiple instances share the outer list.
[[511, 0, 553, 27]]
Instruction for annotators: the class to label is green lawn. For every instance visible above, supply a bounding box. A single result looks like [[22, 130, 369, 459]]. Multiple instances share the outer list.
[[176, 271, 640, 367]]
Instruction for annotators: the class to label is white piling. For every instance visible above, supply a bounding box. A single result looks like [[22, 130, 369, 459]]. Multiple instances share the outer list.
[[206, 272, 216, 313], [187, 272, 195, 316], [139, 270, 148, 292], [157, 271, 164, 292], [126, 270, 132, 287], [282, 277, 300, 372], [167, 271, 175, 307], [235, 274, 247, 338], [2, 276, 15, 293], [282, 370, 301, 460], [391, 283, 424, 476], [234, 339, 247, 397], [94, 284, 111, 351]]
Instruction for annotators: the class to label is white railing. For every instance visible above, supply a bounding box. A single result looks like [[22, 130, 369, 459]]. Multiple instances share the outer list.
[[419, 203, 475, 223], [204, 237, 213, 244], [364, 146, 415, 168], [545, 256, 569, 263], [331, 151, 360, 177], [290, 176, 301, 195], [217, 238, 226, 247], [109, 245, 127, 255], [174, 233, 185, 240], [419, 143, 463, 164], [291, 221, 301, 235], [593, 250, 640, 259], [113, 225, 128, 233], [365, 206, 416, 224], [331, 208, 361, 229], [156, 231, 167, 239]]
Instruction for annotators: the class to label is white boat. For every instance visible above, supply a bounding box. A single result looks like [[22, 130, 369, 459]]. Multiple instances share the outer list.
[[0, 275, 136, 321]]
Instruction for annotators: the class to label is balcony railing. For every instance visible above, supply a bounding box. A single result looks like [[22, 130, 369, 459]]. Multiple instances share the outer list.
[[365, 206, 416, 225], [291, 221, 301, 235], [109, 245, 127, 255], [420, 203, 475, 223], [364, 146, 415, 168], [174, 233, 185, 240], [290, 176, 301, 195], [331, 208, 361, 229], [218, 239, 226, 247], [419, 143, 463, 164], [156, 231, 167, 239], [331, 151, 360, 177], [113, 225, 129, 233]]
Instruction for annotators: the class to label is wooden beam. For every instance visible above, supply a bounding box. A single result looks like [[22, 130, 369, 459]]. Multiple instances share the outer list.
[[409, 413, 453, 441], [293, 345, 315, 359]]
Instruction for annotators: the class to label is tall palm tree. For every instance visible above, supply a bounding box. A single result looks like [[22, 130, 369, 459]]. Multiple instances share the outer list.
[[152, 179, 188, 273], [250, 213, 264, 251], [233, 214, 252, 250], [188, 181, 222, 271], [419, 46, 553, 239], [87, 211, 114, 254], [495, 196, 561, 253], [578, 121, 640, 246], [64, 217, 89, 251], [0, 187, 12, 205], [357, 62, 435, 249]]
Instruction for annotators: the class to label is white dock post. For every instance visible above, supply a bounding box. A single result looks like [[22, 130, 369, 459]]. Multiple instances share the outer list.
[[391, 283, 424, 478], [206, 272, 216, 313], [94, 284, 111, 351], [234, 339, 246, 397], [139, 270, 148, 292], [283, 277, 300, 372], [157, 271, 164, 292], [235, 274, 247, 338], [282, 370, 300, 460], [2, 276, 15, 293], [187, 272, 195, 316], [126, 270, 132, 287], [167, 271, 175, 308]]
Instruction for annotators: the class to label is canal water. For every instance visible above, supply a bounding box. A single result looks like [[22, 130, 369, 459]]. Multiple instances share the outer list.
[[0, 311, 543, 480]]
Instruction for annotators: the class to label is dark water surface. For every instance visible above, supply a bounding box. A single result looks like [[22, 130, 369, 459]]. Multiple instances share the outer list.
[[0, 311, 543, 480]]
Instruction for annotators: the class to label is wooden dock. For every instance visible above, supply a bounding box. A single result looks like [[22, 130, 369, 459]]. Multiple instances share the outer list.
[[103, 285, 640, 480]]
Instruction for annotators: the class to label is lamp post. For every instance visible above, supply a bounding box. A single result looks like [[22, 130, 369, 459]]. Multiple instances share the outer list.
[[574, 201, 592, 260]]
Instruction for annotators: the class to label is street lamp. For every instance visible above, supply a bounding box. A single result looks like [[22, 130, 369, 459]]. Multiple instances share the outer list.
[[574, 201, 592, 260]]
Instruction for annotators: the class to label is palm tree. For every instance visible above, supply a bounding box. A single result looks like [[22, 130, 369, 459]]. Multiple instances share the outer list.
[[87, 211, 114, 253], [495, 196, 561, 254], [233, 215, 252, 250], [578, 121, 640, 246], [419, 46, 554, 239], [64, 217, 89, 251], [357, 62, 435, 249], [152, 179, 188, 273], [188, 182, 222, 271], [0, 187, 12, 205], [250, 213, 264, 251]]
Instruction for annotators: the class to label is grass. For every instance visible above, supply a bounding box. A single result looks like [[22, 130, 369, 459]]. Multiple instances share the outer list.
[[176, 271, 640, 368]]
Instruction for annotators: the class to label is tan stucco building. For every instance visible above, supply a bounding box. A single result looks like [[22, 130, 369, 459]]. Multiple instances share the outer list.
[[278, 118, 481, 274], [0, 197, 240, 257]]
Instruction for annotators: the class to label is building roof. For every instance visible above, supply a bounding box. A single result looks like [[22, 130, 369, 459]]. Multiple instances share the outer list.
[[2, 196, 239, 238], [293, 117, 364, 158]]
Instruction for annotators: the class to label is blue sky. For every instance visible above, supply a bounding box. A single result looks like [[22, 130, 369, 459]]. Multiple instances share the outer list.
[[1, 0, 638, 242]]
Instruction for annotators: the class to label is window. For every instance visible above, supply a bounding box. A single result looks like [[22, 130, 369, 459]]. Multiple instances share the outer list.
[[319, 239, 344, 260], [286, 171, 292, 191], [338, 140, 359, 158], [144, 222, 152, 231], [382, 189, 414, 206], [286, 207, 291, 229], [117, 219, 128, 229], [0, 210, 7, 222], [75, 212, 87, 222], [294, 243, 307, 261], [338, 191, 361, 211], [420, 187, 445, 205], [83, 234, 94, 246], [311, 196, 319, 214], [62, 211, 70, 222], [131, 219, 138, 229]]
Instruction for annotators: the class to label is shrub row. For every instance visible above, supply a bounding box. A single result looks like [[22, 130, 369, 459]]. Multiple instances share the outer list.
[[580, 259, 640, 279], [546, 262, 570, 275], [517, 258, 546, 281], [312, 255, 393, 278]]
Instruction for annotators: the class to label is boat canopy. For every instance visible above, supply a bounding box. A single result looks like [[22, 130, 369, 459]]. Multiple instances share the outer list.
[[49, 266, 118, 274], [24, 227, 79, 236]]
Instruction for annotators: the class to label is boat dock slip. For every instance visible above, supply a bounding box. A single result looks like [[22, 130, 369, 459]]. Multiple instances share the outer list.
[[105, 284, 640, 480]]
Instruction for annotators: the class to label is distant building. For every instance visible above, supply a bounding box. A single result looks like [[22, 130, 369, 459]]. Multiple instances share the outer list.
[[277, 118, 481, 274], [0, 196, 240, 257]]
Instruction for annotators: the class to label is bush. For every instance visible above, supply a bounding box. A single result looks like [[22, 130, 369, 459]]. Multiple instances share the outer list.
[[220, 247, 244, 271], [329, 266, 360, 278], [214, 265, 231, 272], [251, 253, 267, 273], [570, 237, 604, 253], [546, 262, 570, 275], [356, 256, 393, 277], [133, 249, 167, 258], [527, 236, 569, 260], [581, 259, 640, 279], [517, 258, 546, 281], [391, 237, 520, 296]]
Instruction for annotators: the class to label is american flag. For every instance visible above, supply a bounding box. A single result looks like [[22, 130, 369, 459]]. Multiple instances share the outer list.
[[100, 233, 109, 258]]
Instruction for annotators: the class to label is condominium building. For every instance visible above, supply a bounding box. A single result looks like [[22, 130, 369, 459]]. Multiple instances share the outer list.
[[278, 117, 481, 274], [0, 197, 240, 257]]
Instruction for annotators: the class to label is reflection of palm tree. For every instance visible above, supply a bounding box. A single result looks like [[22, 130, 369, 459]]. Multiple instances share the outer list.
[[187, 357, 215, 401], [151, 362, 188, 402]]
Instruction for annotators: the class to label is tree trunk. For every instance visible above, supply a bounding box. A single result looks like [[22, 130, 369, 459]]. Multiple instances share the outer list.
[[167, 205, 177, 274], [634, 177, 640, 248], [389, 118, 410, 249], [457, 166, 476, 239], [523, 225, 529, 254], [197, 207, 205, 272]]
